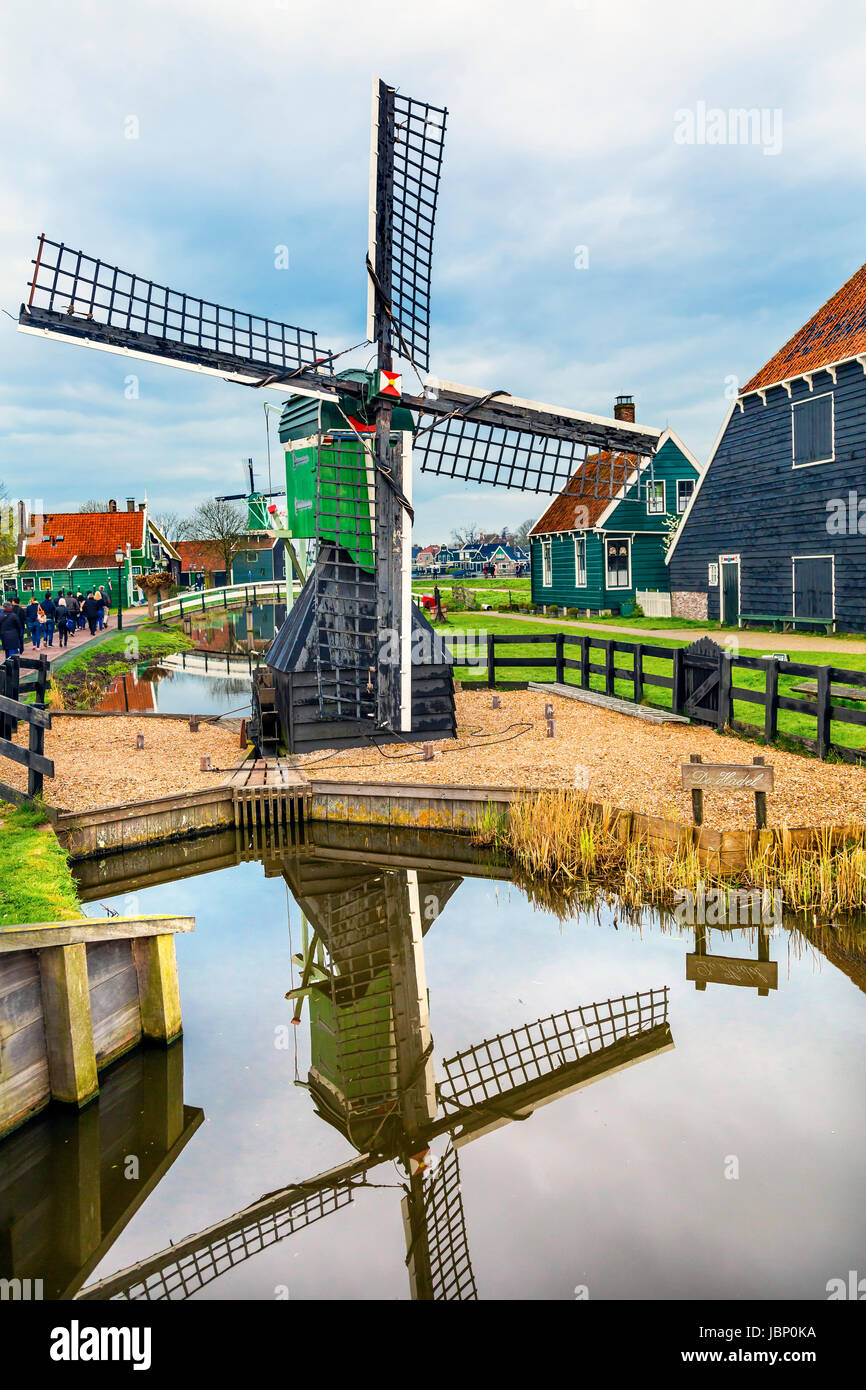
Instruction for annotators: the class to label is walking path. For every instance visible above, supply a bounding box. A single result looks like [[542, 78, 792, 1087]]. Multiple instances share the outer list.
[[18, 614, 148, 673], [489, 610, 866, 655]]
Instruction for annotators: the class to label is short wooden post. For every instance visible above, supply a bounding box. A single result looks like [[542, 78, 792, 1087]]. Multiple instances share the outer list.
[[753, 755, 768, 830], [487, 633, 496, 688], [717, 653, 733, 731], [605, 641, 615, 696], [555, 631, 565, 685], [689, 752, 704, 827], [634, 643, 644, 704], [546, 717, 556, 738], [135, 732, 145, 749], [491, 694, 501, 710], [423, 742, 434, 760], [189, 715, 199, 733], [38, 943, 99, 1107], [815, 666, 831, 760], [764, 658, 779, 745], [132, 934, 183, 1044], [581, 635, 590, 689]]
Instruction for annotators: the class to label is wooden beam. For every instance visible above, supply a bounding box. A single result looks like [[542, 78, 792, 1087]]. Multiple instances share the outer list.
[[38, 943, 99, 1107], [0, 915, 194, 953]]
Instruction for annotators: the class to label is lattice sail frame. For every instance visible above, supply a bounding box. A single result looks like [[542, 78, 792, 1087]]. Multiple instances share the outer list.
[[21, 236, 333, 383], [367, 79, 447, 372], [437, 988, 669, 1110], [421, 1143, 478, 1300]]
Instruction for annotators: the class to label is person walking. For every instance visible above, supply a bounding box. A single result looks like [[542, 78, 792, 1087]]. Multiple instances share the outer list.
[[24, 595, 41, 647], [0, 602, 24, 660], [41, 591, 56, 647], [76, 591, 87, 629], [83, 590, 100, 636], [10, 596, 26, 634], [94, 587, 107, 631], [55, 592, 69, 649]]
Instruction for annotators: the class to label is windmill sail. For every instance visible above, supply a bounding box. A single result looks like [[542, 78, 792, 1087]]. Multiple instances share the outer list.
[[367, 78, 447, 372], [410, 382, 662, 497], [403, 1143, 477, 1300], [19, 237, 334, 386]]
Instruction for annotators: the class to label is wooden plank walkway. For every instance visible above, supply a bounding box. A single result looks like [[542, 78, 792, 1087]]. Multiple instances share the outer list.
[[228, 757, 310, 834], [528, 681, 690, 724]]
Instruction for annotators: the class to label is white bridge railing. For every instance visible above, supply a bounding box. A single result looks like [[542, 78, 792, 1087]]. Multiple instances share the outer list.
[[155, 580, 294, 621]]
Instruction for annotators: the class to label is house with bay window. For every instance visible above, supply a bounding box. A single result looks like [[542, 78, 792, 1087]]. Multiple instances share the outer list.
[[530, 425, 700, 614], [668, 258, 866, 632]]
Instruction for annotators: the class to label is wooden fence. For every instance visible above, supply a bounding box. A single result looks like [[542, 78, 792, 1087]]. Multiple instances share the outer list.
[[444, 631, 866, 765], [0, 654, 53, 804]]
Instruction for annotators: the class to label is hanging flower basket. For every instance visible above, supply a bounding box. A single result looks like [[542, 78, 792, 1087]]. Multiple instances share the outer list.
[[139, 569, 173, 617]]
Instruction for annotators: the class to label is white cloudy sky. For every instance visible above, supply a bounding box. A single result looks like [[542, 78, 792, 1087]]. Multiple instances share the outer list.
[[2, 0, 866, 541]]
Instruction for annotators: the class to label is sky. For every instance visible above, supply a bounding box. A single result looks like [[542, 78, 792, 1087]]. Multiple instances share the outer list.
[[2, 0, 866, 543]]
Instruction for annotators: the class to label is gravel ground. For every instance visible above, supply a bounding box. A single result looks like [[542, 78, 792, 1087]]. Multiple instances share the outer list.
[[296, 689, 866, 831], [5, 716, 242, 813]]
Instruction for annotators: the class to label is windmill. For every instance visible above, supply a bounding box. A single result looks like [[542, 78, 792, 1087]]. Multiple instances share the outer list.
[[216, 458, 285, 532], [18, 77, 663, 754], [73, 851, 674, 1302]]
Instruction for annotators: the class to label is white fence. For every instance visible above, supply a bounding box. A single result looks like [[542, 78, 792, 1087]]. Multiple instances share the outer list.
[[635, 590, 672, 618]]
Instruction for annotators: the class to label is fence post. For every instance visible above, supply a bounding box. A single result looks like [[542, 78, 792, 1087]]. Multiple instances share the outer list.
[[605, 641, 615, 696], [634, 643, 644, 704], [816, 665, 831, 760], [581, 636, 590, 689], [672, 647, 684, 716], [555, 632, 565, 685], [763, 658, 779, 746], [718, 652, 733, 731], [487, 633, 496, 688]]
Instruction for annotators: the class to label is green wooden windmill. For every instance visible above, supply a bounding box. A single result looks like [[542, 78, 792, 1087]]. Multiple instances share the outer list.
[[18, 77, 662, 754]]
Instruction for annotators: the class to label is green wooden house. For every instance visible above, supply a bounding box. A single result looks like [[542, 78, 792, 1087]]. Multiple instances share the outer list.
[[529, 429, 701, 614], [12, 501, 178, 603]]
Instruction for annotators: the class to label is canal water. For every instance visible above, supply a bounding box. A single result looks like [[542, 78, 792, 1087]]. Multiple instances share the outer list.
[[96, 603, 286, 719], [3, 823, 865, 1301]]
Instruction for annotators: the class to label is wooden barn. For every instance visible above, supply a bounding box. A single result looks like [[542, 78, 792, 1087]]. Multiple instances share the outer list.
[[668, 260, 866, 632], [530, 400, 700, 615]]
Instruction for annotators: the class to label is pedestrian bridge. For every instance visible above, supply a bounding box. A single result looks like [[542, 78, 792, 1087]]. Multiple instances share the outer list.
[[154, 579, 295, 621]]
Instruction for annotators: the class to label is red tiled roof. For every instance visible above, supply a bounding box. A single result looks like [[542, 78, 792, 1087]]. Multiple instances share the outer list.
[[742, 260, 866, 394], [530, 453, 639, 535], [174, 541, 226, 574], [22, 511, 145, 570]]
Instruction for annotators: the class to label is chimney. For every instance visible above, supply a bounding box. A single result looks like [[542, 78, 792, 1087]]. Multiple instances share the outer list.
[[614, 394, 635, 423], [126, 497, 135, 512], [138, 501, 146, 511]]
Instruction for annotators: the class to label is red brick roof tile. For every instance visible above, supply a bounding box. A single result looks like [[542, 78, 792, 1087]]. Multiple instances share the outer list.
[[530, 453, 639, 535], [742, 260, 866, 394], [174, 541, 227, 574]]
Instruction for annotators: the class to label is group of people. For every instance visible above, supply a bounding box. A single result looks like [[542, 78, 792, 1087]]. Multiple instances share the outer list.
[[0, 587, 113, 662]]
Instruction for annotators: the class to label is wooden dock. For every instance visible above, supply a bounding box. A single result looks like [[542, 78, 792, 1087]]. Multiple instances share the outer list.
[[228, 757, 310, 834]]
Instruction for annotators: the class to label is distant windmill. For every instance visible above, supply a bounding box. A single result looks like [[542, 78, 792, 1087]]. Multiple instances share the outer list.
[[18, 77, 662, 753], [216, 458, 284, 532]]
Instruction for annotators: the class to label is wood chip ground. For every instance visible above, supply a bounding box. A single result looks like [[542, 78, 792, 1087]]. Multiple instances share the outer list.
[[296, 689, 866, 831]]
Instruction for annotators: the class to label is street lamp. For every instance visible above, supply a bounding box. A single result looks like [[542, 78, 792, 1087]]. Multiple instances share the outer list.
[[114, 546, 124, 631]]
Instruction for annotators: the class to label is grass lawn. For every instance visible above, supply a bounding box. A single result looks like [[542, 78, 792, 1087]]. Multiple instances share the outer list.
[[0, 801, 82, 926], [433, 612, 866, 756], [52, 621, 194, 708]]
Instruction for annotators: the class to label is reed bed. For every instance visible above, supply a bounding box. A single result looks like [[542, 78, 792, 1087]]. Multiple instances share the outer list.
[[475, 789, 866, 920]]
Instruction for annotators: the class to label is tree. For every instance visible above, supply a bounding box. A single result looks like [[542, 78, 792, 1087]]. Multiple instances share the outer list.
[[187, 498, 248, 575], [151, 511, 190, 544], [513, 517, 538, 548], [451, 522, 481, 549], [0, 481, 15, 568], [79, 500, 111, 512]]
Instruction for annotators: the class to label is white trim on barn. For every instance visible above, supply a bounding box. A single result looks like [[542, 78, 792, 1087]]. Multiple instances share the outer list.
[[666, 403, 736, 564]]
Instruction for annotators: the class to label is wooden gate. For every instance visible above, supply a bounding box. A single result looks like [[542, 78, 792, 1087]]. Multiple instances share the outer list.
[[682, 637, 725, 726], [0, 654, 53, 804]]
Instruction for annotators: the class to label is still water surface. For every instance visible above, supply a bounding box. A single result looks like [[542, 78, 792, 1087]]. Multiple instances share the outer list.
[[3, 824, 865, 1301]]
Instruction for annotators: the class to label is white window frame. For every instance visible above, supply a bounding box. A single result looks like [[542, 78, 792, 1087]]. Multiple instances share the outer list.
[[541, 538, 552, 587], [676, 478, 695, 514], [573, 534, 587, 587], [21, 576, 35, 591], [792, 554, 835, 620], [605, 537, 632, 590], [646, 479, 666, 515], [791, 391, 835, 469]]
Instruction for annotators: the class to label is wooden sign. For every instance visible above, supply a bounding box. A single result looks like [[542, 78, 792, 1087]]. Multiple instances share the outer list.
[[681, 762, 774, 792], [686, 953, 778, 992], [682, 753, 772, 829]]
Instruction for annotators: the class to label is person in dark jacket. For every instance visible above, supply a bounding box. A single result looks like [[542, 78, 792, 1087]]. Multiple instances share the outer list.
[[76, 591, 86, 629], [41, 592, 56, 646], [83, 591, 101, 636], [0, 602, 24, 659], [55, 592, 70, 648], [24, 597, 41, 646], [10, 597, 26, 633]]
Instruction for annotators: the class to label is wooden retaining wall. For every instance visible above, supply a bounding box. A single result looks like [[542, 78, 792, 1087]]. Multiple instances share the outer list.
[[0, 915, 192, 1140]]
